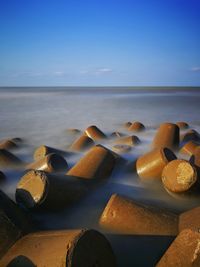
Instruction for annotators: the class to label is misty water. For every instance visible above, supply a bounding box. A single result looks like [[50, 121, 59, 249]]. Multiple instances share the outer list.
[[0, 87, 200, 266]]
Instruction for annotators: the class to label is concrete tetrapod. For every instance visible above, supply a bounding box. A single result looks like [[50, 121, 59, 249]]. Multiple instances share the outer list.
[[67, 145, 116, 180], [33, 145, 68, 161], [152, 123, 179, 150], [69, 134, 94, 151], [99, 194, 178, 235], [128, 121, 145, 132], [176, 121, 189, 129], [156, 229, 200, 267], [136, 148, 176, 181], [0, 139, 17, 150], [0, 229, 116, 267], [190, 146, 200, 168], [179, 206, 200, 233], [114, 135, 140, 146], [26, 153, 68, 173], [0, 149, 23, 168], [84, 125, 106, 140], [16, 170, 87, 210], [0, 190, 33, 258], [161, 159, 199, 197], [181, 129, 200, 144], [180, 141, 200, 156]]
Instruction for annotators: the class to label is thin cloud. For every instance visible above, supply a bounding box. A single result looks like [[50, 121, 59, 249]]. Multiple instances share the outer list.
[[191, 67, 200, 72], [53, 71, 66, 76], [95, 68, 113, 75]]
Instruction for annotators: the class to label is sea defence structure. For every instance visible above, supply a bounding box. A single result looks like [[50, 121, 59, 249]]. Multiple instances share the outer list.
[[84, 125, 106, 140], [0, 229, 116, 267], [152, 123, 179, 150], [26, 153, 68, 173], [136, 148, 176, 180], [0, 190, 33, 258], [0, 149, 23, 167], [69, 134, 94, 151], [128, 121, 145, 132], [33, 145, 67, 161], [16, 170, 87, 210], [161, 159, 198, 196], [99, 194, 178, 235], [67, 145, 116, 180], [156, 229, 200, 267]]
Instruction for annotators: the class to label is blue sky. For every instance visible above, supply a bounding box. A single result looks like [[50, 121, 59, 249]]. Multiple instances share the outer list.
[[0, 0, 200, 86]]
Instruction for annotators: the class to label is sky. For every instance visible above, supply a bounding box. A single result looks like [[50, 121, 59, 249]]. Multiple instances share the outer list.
[[0, 0, 200, 86]]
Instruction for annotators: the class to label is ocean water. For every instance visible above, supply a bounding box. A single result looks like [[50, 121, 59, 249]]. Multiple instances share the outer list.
[[0, 86, 200, 266]]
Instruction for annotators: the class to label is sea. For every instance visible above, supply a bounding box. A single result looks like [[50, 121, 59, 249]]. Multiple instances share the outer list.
[[0, 86, 200, 266]]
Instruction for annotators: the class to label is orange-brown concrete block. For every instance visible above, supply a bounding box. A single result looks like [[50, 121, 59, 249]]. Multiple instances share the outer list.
[[0, 229, 116, 267], [67, 145, 116, 180], [123, 121, 132, 128], [112, 144, 132, 154], [0, 190, 33, 258], [114, 135, 140, 146], [181, 129, 200, 144], [152, 123, 179, 150], [66, 128, 81, 134], [179, 206, 200, 233], [99, 194, 178, 235], [26, 153, 68, 173], [176, 121, 189, 129], [128, 121, 145, 132], [110, 132, 124, 138], [190, 146, 200, 167], [0, 149, 23, 168], [162, 159, 198, 195], [0, 139, 17, 150], [136, 148, 176, 180], [85, 125, 106, 140], [69, 134, 94, 151], [16, 170, 87, 209], [33, 145, 67, 161], [180, 141, 200, 156], [156, 229, 200, 267]]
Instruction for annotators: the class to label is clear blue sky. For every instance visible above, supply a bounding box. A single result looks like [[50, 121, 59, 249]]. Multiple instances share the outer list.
[[0, 0, 200, 86]]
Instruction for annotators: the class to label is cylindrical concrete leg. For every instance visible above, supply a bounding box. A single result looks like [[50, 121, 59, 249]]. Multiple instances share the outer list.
[[99, 194, 178, 235], [128, 121, 145, 132], [152, 123, 179, 150], [69, 135, 94, 151], [114, 135, 140, 146], [136, 148, 176, 180], [156, 229, 200, 267], [67, 145, 116, 180], [26, 153, 68, 173], [0, 190, 33, 258], [190, 146, 200, 167], [0, 149, 23, 168], [181, 129, 200, 144], [162, 159, 199, 197], [112, 144, 132, 154], [84, 125, 106, 140], [176, 121, 189, 129], [16, 170, 87, 210], [123, 121, 132, 128], [180, 141, 200, 156], [0, 139, 17, 150], [33, 145, 68, 161], [179, 206, 200, 233], [0, 229, 116, 267]]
